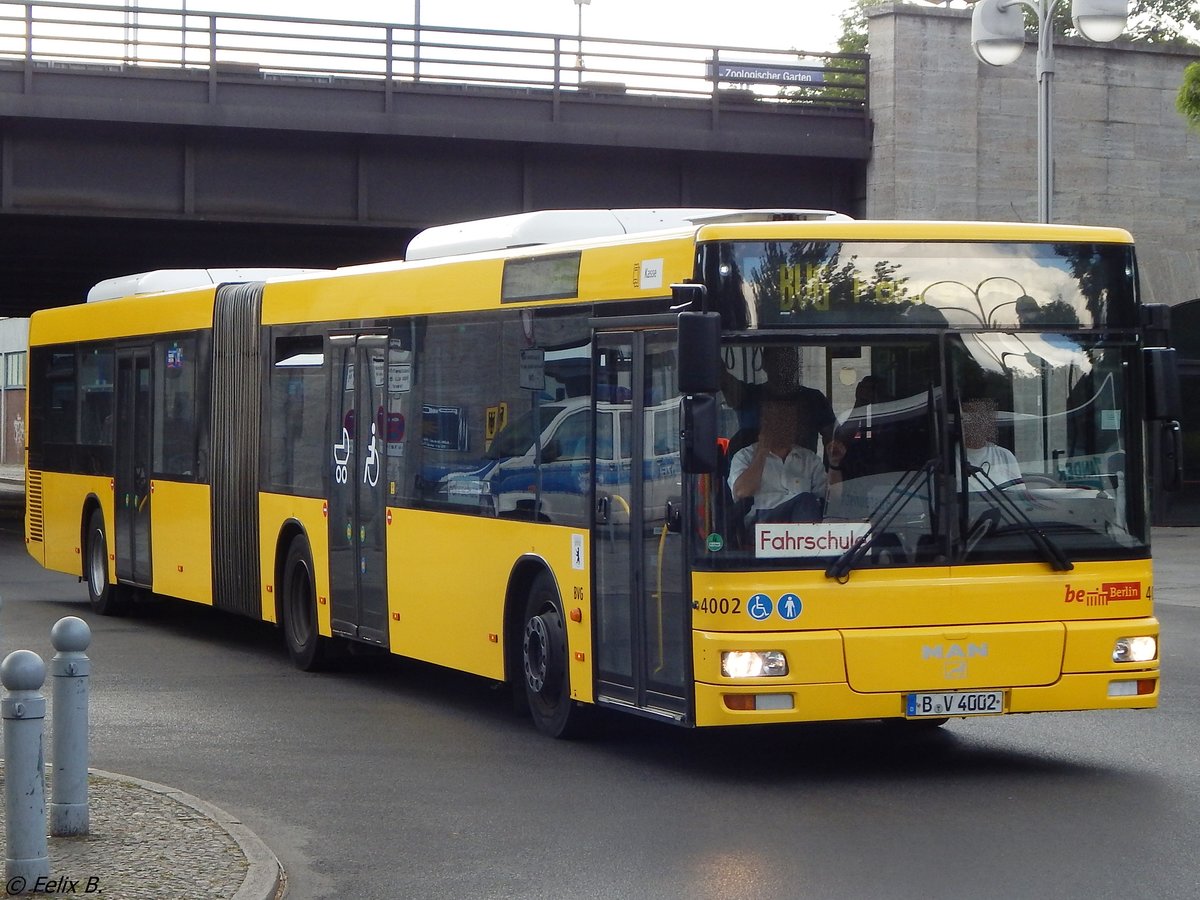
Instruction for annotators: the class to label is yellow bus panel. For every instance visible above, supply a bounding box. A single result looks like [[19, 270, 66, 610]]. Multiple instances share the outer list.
[[694, 629, 846, 685], [259, 233, 696, 326], [29, 288, 216, 345], [691, 559, 1153, 633], [386, 508, 593, 700], [35, 471, 110, 578], [1061, 616, 1160, 674], [258, 493, 332, 630], [841, 622, 1066, 692], [695, 220, 1134, 246], [149, 480, 213, 605]]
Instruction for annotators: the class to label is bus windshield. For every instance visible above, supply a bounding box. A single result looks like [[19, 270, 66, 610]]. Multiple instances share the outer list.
[[692, 317, 1146, 571], [703, 240, 1137, 330]]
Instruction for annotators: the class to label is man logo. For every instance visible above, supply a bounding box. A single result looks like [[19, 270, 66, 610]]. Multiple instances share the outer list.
[[923, 643, 988, 681], [922, 643, 989, 660]]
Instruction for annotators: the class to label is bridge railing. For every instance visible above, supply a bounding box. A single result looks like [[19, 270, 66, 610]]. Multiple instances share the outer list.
[[0, 0, 868, 112]]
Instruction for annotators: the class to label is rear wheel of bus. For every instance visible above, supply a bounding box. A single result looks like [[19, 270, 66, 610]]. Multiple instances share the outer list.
[[521, 571, 586, 738], [84, 508, 130, 616], [281, 536, 327, 671]]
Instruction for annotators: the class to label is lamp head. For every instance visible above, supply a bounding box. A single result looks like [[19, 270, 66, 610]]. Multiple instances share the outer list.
[[1071, 0, 1127, 43], [971, 0, 1025, 67]]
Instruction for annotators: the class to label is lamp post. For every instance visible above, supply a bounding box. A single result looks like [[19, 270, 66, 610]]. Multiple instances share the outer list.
[[573, 0, 591, 73], [970, 0, 1128, 223]]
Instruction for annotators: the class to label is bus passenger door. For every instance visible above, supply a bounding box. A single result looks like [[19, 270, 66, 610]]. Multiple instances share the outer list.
[[114, 347, 152, 587], [592, 330, 688, 720], [327, 334, 390, 646]]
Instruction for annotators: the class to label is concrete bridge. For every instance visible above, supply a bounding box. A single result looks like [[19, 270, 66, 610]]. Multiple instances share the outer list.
[[0, 1, 871, 315]]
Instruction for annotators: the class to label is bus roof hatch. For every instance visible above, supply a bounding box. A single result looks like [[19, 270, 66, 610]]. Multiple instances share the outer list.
[[404, 208, 851, 261], [86, 268, 321, 302]]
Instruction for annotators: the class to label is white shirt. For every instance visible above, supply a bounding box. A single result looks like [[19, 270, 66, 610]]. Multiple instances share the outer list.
[[963, 443, 1023, 491], [728, 443, 828, 515]]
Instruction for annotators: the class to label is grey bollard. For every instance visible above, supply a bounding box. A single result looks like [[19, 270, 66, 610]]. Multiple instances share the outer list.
[[2, 649, 50, 888], [49, 616, 91, 837]]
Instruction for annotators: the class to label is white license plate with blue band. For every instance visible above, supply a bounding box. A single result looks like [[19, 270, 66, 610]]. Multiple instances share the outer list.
[[906, 690, 1005, 717]]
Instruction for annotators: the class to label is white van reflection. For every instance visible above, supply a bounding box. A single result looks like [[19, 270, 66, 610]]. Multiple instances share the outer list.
[[436, 397, 681, 524]]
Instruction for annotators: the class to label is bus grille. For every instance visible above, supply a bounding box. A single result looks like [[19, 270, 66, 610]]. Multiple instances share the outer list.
[[26, 470, 43, 542]]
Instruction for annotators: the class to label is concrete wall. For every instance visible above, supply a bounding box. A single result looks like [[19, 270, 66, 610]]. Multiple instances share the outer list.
[[867, 3, 1200, 308]]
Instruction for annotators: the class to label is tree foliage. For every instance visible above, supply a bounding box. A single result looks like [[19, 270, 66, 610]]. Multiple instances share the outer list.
[[1179, 61, 1200, 131], [838, 0, 1199, 52], [1125, 0, 1200, 47], [836, 0, 890, 56]]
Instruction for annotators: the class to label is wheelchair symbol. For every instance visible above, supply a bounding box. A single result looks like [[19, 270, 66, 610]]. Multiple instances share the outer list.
[[747, 593, 773, 621], [363, 421, 380, 487]]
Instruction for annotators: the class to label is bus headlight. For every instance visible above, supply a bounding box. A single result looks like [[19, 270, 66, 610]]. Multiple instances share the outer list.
[[1112, 636, 1157, 663], [721, 650, 788, 678]]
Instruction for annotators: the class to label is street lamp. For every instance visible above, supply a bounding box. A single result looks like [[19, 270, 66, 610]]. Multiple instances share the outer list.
[[970, 0, 1128, 223], [573, 0, 591, 73]]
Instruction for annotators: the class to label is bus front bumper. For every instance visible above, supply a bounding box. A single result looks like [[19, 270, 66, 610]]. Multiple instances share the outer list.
[[691, 619, 1160, 727], [693, 672, 1159, 726]]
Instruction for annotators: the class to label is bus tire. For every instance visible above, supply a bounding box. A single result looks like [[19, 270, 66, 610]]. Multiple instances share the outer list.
[[521, 571, 585, 738], [280, 536, 326, 672], [84, 508, 129, 616]]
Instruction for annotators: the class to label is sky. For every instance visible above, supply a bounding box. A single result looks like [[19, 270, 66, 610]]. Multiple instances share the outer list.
[[176, 0, 859, 54]]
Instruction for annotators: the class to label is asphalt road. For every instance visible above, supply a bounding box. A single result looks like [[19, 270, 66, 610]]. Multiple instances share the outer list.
[[2, 506, 1198, 900]]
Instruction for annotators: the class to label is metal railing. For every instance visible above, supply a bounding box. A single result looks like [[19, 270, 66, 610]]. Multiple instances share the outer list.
[[0, 0, 868, 111]]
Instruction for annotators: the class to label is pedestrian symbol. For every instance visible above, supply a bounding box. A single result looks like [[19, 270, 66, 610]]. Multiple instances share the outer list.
[[747, 593, 773, 621], [778, 593, 802, 620]]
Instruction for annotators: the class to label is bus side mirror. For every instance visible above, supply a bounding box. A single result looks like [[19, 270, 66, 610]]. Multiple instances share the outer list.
[[677, 310, 721, 395], [1144, 347, 1181, 421], [680, 394, 718, 474], [1144, 348, 1183, 493], [1158, 420, 1183, 493]]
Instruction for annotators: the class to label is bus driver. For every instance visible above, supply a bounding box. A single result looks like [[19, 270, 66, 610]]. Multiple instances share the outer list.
[[729, 400, 845, 524]]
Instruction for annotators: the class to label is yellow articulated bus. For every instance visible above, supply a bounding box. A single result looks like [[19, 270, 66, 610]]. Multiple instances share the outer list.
[[25, 209, 1182, 737]]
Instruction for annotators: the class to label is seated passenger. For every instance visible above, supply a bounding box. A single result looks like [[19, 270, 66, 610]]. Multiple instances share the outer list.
[[728, 400, 843, 523], [961, 398, 1023, 491]]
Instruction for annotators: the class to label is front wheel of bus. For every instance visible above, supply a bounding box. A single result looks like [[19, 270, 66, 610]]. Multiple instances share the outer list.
[[85, 508, 128, 616], [281, 537, 326, 672], [521, 572, 584, 739]]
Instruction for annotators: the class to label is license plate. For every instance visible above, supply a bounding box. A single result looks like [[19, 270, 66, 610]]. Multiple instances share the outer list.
[[906, 690, 1005, 718]]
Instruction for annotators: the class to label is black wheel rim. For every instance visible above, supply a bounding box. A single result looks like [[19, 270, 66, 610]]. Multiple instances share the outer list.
[[524, 614, 550, 693], [523, 605, 564, 704]]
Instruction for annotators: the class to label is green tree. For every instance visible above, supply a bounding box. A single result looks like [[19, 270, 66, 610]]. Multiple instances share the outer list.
[[836, 0, 890, 56], [1124, 0, 1199, 46], [838, 0, 1199, 52], [1179, 61, 1200, 130]]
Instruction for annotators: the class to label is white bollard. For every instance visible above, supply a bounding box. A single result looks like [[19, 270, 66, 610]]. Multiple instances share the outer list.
[[49, 616, 91, 836], [2, 649, 50, 889]]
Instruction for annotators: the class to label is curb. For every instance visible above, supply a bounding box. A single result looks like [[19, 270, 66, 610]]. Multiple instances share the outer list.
[[90, 768, 284, 900]]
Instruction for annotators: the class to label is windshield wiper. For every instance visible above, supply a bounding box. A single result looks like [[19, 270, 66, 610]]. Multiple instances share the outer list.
[[826, 458, 938, 581], [964, 465, 1073, 571]]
